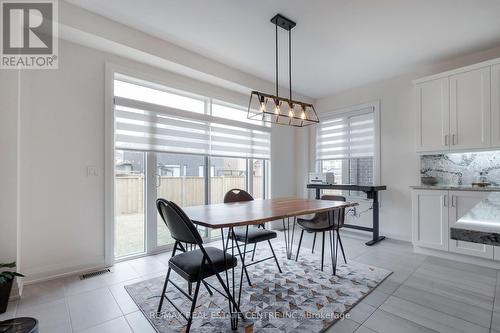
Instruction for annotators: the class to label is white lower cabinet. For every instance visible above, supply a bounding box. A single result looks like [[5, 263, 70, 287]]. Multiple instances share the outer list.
[[412, 190, 449, 251], [412, 189, 494, 259], [448, 191, 493, 259]]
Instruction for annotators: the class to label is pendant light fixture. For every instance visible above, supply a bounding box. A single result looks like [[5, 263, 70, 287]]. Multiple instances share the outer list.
[[247, 14, 319, 127]]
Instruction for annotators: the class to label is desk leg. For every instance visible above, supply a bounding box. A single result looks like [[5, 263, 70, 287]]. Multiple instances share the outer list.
[[315, 188, 321, 199], [365, 191, 386, 246]]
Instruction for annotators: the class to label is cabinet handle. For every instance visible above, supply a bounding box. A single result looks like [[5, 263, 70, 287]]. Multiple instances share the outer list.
[[443, 195, 448, 207], [444, 134, 449, 146], [451, 195, 456, 207], [452, 134, 456, 145]]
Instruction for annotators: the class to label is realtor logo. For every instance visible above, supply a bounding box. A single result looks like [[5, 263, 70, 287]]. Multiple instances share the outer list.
[[1, 0, 58, 69]]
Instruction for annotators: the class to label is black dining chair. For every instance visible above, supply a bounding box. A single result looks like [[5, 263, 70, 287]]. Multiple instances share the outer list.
[[156, 198, 243, 332], [224, 189, 282, 286], [295, 195, 348, 273]]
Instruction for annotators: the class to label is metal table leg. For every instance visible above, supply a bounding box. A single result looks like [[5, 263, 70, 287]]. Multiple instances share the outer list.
[[282, 216, 297, 260]]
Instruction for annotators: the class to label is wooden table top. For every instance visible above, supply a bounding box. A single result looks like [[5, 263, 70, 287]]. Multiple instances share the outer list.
[[183, 197, 358, 228]]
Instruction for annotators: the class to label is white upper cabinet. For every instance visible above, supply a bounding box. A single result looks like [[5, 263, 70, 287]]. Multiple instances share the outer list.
[[415, 78, 450, 152], [492, 64, 500, 147], [449, 67, 491, 150], [415, 60, 498, 153]]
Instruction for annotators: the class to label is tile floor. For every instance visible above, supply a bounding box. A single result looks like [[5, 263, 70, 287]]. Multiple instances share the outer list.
[[1, 231, 499, 333]]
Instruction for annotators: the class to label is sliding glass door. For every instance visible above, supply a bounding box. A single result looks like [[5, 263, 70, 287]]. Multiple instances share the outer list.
[[114, 150, 270, 259]]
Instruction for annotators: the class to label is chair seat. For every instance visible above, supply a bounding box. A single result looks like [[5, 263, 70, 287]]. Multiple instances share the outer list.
[[169, 247, 237, 282], [229, 228, 277, 243], [297, 217, 340, 231]]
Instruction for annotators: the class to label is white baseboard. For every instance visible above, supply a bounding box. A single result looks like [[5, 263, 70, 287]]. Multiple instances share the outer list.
[[413, 246, 500, 269], [22, 255, 107, 285]]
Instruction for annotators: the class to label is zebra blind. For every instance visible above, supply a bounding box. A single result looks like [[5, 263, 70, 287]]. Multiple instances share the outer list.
[[114, 83, 271, 159], [316, 107, 374, 160]]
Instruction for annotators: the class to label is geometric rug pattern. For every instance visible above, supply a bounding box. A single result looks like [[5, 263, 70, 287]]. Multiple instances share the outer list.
[[125, 243, 391, 332]]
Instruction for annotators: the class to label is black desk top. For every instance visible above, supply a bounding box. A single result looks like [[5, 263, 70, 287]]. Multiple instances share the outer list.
[[307, 184, 387, 192]]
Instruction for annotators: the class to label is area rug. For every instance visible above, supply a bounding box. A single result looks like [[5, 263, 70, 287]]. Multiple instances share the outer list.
[[125, 243, 391, 332]]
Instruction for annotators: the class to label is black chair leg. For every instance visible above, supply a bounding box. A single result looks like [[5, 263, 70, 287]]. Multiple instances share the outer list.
[[251, 243, 257, 261], [296, 229, 304, 261], [185, 279, 201, 333], [321, 232, 325, 271], [337, 230, 347, 264], [157, 267, 172, 314], [212, 271, 244, 319], [312, 232, 316, 253], [267, 240, 282, 273], [329, 228, 336, 275], [188, 282, 192, 295]]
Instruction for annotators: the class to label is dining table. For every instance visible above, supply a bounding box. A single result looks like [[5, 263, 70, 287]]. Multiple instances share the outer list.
[[183, 197, 358, 329]]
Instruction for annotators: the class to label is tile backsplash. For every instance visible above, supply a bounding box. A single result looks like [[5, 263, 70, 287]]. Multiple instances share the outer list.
[[421, 151, 500, 185]]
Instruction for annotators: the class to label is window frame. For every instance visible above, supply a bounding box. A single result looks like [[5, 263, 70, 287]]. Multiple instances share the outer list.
[[314, 101, 381, 198]]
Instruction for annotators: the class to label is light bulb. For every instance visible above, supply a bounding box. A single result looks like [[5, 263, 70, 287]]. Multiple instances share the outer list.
[[274, 103, 280, 115], [259, 97, 266, 112], [289, 109, 294, 118], [300, 110, 306, 119]]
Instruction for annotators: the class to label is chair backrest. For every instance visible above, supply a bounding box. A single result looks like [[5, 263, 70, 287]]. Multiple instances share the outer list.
[[156, 198, 203, 245], [223, 188, 254, 203], [322, 195, 346, 227], [309, 195, 346, 229]]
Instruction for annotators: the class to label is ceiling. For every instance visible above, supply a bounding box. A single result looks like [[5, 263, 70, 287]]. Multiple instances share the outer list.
[[65, 0, 500, 98]]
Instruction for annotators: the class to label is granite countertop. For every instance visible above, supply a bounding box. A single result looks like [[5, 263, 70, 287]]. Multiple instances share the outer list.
[[454, 192, 500, 234], [410, 184, 500, 192]]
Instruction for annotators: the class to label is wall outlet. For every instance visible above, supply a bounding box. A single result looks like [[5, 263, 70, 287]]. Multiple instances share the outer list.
[[87, 166, 99, 177]]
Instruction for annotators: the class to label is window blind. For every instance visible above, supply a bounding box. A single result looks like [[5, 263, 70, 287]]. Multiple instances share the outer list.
[[316, 107, 374, 160], [114, 96, 271, 159]]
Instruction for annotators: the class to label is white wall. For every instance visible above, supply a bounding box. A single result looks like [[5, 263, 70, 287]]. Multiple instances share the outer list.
[[310, 45, 500, 241], [0, 70, 20, 295]]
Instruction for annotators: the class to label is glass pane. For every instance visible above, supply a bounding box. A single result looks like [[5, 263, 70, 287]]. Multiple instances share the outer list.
[[320, 159, 343, 196], [209, 156, 247, 238], [114, 150, 145, 258], [114, 79, 205, 114], [156, 153, 206, 246], [210, 157, 247, 204], [252, 159, 264, 199], [211, 102, 269, 127]]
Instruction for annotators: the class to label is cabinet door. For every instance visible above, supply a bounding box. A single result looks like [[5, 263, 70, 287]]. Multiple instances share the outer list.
[[449, 67, 491, 150], [492, 64, 500, 147], [449, 191, 493, 258], [412, 190, 449, 251], [415, 78, 450, 152]]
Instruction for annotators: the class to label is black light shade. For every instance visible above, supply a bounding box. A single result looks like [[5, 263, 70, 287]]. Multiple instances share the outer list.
[[247, 91, 319, 127]]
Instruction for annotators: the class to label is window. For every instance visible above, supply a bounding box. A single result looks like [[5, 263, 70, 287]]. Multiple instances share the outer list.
[[316, 105, 378, 196], [112, 73, 271, 258]]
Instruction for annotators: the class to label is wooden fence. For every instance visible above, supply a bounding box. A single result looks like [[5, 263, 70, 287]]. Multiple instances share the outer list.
[[116, 176, 263, 214]]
